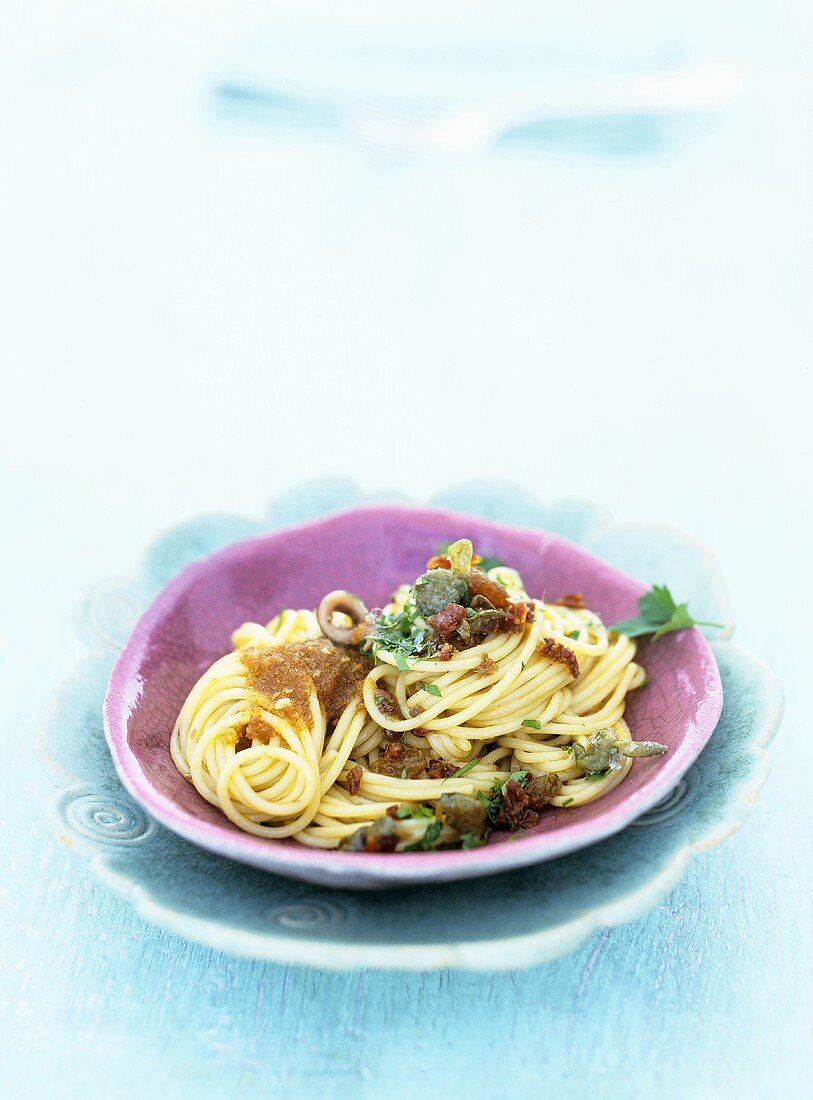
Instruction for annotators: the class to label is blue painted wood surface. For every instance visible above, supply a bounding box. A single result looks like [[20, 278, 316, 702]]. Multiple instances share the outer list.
[[2, 2, 811, 1095], [4, 474, 808, 1098]]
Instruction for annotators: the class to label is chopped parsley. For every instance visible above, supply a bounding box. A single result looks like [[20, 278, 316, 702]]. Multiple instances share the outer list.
[[446, 758, 478, 780], [521, 718, 541, 730], [365, 603, 433, 665], [475, 773, 528, 823], [394, 804, 434, 820], [474, 772, 530, 827], [422, 682, 442, 697], [610, 585, 723, 641], [503, 769, 529, 793], [403, 819, 443, 852], [561, 797, 574, 807], [567, 629, 580, 640], [473, 770, 536, 827]]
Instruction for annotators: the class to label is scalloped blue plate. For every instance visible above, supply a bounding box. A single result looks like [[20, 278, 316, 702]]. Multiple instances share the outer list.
[[39, 480, 782, 969]]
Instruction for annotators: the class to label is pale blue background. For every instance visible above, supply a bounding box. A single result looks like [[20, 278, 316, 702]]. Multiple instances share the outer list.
[[1, 2, 811, 1097]]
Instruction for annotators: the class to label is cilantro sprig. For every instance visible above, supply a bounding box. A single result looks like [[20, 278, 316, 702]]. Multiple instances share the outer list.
[[610, 585, 723, 641]]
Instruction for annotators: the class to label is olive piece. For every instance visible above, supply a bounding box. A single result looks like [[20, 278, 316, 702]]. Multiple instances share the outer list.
[[341, 815, 400, 852], [437, 793, 488, 840], [524, 772, 562, 810], [467, 609, 504, 643], [413, 569, 468, 618]]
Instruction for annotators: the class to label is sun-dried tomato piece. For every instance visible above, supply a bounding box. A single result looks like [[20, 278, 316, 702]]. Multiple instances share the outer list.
[[476, 654, 497, 677], [373, 687, 399, 716], [494, 779, 539, 831], [427, 758, 458, 780], [345, 764, 363, 796], [427, 602, 467, 637], [551, 592, 586, 609], [537, 637, 580, 679]]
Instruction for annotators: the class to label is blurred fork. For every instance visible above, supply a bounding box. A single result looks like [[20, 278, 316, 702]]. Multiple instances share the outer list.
[[216, 63, 742, 156]]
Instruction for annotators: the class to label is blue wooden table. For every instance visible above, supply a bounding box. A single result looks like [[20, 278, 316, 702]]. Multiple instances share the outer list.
[[1, 3, 810, 1096]]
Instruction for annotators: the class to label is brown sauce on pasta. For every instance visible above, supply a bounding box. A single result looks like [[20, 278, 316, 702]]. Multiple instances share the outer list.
[[241, 640, 370, 731]]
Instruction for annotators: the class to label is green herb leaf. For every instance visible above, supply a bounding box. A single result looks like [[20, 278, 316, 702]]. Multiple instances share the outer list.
[[639, 585, 680, 623], [493, 770, 530, 798], [561, 797, 574, 807], [567, 629, 580, 640], [365, 601, 434, 665], [393, 803, 436, 820], [446, 759, 478, 780], [476, 772, 530, 824], [610, 584, 723, 641], [400, 767, 408, 779], [403, 818, 443, 852], [585, 772, 606, 781], [521, 718, 541, 730], [422, 682, 442, 697]]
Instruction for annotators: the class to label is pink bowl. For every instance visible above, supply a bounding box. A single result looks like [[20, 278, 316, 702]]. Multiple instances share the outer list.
[[103, 505, 723, 889]]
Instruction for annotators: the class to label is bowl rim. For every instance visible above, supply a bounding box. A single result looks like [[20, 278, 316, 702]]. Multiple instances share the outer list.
[[102, 502, 724, 887]]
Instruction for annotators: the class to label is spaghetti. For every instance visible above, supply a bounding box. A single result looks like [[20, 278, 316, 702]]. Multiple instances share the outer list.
[[170, 540, 666, 851]]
